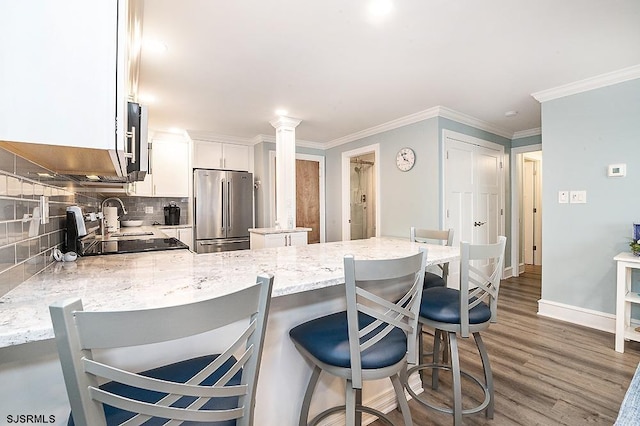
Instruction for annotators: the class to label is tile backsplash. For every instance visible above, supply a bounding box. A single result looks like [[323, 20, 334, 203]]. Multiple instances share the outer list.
[[0, 147, 100, 296], [113, 196, 189, 226]]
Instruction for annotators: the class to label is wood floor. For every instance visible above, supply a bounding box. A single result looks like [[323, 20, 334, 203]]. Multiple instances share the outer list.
[[372, 265, 640, 425]]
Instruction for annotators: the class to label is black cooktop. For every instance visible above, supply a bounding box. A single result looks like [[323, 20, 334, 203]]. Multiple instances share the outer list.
[[81, 237, 189, 256]]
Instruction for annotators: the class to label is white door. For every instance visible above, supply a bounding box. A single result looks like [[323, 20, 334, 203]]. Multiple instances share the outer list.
[[444, 132, 504, 286]]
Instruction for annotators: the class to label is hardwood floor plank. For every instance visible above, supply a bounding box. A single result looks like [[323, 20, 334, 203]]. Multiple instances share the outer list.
[[369, 266, 640, 425]]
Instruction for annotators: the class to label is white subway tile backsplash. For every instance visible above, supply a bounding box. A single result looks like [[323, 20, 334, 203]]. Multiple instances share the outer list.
[[0, 146, 101, 296]]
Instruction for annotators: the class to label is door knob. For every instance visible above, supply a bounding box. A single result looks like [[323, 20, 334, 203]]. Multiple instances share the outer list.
[[474, 221, 486, 227]]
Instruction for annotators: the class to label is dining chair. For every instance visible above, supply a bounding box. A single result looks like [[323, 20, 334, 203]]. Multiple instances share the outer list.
[[289, 250, 427, 425], [410, 227, 454, 289], [49, 275, 274, 426], [410, 227, 454, 365], [405, 236, 506, 426]]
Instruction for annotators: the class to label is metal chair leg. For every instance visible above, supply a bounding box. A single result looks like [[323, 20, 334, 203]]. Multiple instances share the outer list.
[[346, 380, 357, 425], [474, 332, 494, 419], [431, 329, 443, 390], [391, 370, 413, 426], [299, 365, 322, 426], [449, 332, 462, 426]]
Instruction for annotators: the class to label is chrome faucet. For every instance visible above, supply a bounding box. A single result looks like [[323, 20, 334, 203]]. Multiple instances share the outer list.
[[100, 197, 128, 236]]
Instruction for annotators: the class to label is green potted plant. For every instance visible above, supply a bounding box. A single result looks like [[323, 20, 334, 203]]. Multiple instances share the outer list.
[[630, 239, 640, 256]]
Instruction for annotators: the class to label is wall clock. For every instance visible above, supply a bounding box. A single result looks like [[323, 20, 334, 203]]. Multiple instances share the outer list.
[[396, 147, 415, 171]]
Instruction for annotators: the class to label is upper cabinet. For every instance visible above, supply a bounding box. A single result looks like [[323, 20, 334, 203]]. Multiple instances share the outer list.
[[131, 134, 190, 197], [193, 140, 250, 171], [0, 1, 137, 176]]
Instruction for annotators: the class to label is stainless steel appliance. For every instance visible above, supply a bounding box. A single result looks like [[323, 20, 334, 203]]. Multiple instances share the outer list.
[[194, 169, 253, 253]]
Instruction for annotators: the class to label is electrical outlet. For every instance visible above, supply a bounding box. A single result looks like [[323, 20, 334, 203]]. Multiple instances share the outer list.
[[558, 191, 569, 204], [145, 206, 154, 214]]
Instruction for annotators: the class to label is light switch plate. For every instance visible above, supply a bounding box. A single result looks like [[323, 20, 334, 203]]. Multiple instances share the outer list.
[[558, 191, 569, 204], [145, 206, 154, 214], [570, 190, 587, 204]]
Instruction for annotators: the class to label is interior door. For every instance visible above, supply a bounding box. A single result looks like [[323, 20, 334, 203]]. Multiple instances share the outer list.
[[296, 159, 320, 244], [444, 134, 503, 286]]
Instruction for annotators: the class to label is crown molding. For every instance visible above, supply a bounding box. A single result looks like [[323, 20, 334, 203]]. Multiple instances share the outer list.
[[512, 127, 542, 139], [185, 130, 255, 145], [532, 64, 640, 103], [324, 106, 441, 149], [437, 106, 513, 139], [252, 134, 325, 150]]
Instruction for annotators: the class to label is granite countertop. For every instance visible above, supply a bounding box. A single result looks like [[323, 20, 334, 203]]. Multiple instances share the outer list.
[[0, 237, 459, 348], [248, 227, 313, 235]]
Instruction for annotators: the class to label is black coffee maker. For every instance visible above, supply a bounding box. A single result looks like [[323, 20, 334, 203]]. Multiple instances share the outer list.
[[164, 202, 180, 225]]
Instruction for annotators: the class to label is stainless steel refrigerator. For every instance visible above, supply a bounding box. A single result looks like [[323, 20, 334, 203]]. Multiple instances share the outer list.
[[194, 169, 253, 253]]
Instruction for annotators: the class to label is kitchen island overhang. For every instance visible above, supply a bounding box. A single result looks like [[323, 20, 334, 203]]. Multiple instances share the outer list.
[[0, 237, 459, 424]]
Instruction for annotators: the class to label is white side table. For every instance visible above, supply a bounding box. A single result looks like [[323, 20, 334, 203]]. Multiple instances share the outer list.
[[615, 252, 640, 353]]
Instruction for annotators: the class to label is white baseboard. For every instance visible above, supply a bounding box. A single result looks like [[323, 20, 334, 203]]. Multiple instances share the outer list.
[[503, 266, 513, 279], [319, 374, 423, 426], [537, 299, 616, 333]]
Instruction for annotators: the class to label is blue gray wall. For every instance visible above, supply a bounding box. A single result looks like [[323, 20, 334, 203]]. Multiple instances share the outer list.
[[541, 78, 640, 315], [325, 118, 440, 242]]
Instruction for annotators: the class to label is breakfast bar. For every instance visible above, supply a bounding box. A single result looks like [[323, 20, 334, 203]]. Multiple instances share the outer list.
[[0, 237, 458, 424]]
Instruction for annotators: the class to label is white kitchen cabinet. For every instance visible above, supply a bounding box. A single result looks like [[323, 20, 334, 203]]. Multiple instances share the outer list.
[[159, 226, 193, 250], [193, 140, 250, 171], [132, 137, 189, 197], [0, 1, 129, 155], [250, 229, 309, 249]]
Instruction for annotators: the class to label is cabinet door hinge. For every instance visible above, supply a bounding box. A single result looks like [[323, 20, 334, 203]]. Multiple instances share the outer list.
[[533, 207, 537, 213], [500, 208, 503, 216], [533, 245, 537, 251]]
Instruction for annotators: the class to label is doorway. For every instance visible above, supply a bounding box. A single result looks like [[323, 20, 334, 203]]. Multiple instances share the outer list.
[[342, 144, 380, 241], [443, 130, 505, 285], [269, 152, 326, 243], [510, 144, 542, 277], [523, 153, 542, 265], [349, 154, 376, 240]]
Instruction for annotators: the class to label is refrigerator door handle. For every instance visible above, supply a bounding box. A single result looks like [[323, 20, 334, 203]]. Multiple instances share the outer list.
[[227, 179, 232, 232], [221, 178, 226, 233]]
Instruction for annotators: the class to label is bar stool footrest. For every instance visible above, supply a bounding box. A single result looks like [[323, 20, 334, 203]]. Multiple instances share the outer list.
[[406, 363, 490, 416], [308, 404, 396, 426]]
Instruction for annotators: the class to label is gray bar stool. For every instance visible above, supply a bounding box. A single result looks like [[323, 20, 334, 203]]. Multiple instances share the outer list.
[[406, 236, 506, 425], [289, 250, 427, 425], [50, 275, 274, 426]]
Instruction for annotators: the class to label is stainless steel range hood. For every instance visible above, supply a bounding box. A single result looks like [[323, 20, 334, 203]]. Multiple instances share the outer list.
[[0, 140, 128, 182], [0, 103, 148, 186]]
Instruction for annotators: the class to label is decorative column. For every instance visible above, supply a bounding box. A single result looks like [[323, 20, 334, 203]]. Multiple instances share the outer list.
[[270, 116, 301, 230]]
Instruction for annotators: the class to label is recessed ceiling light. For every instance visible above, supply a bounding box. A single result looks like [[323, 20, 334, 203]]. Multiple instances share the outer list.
[[37, 172, 53, 178], [85, 175, 100, 181], [505, 110, 518, 117], [142, 39, 168, 54], [369, 0, 393, 17], [275, 109, 289, 116]]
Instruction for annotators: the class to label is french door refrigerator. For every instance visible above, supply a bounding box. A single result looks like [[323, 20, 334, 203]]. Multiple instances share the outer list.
[[194, 169, 253, 253]]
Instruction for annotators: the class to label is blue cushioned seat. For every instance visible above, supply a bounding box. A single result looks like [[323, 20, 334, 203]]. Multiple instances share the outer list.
[[424, 271, 446, 289], [69, 355, 241, 426], [289, 311, 407, 369], [420, 287, 491, 325], [289, 251, 427, 425]]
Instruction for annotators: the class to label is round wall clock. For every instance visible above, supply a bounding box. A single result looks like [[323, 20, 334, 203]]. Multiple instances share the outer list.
[[396, 147, 415, 171]]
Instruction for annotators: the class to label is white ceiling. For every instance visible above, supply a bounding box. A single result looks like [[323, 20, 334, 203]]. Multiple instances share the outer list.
[[139, 0, 640, 144]]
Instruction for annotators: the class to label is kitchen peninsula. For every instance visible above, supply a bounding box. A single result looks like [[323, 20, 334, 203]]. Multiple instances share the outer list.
[[0, 238, 458, 425]]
